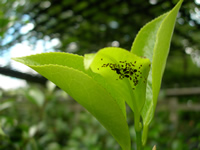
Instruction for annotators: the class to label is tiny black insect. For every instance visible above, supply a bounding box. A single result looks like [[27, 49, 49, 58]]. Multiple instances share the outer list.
[[125, 75, 129, 78], [114, 68, 121, 74]]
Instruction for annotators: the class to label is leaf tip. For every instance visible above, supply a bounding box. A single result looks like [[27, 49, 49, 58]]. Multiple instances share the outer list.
[[11, 57, 24, 63]]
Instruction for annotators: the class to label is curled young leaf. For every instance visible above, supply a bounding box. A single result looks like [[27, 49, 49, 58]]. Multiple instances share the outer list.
[[84, 47, 151, 117]]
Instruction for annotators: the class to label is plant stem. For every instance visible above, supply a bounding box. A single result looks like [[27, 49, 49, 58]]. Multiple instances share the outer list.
[[136, 129, 143, 150], [134, 114, 143, 150]]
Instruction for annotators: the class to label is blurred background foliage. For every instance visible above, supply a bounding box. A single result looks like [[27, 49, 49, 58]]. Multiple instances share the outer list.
[[0, 0, 200, 149], [0, 83, 199, 150]]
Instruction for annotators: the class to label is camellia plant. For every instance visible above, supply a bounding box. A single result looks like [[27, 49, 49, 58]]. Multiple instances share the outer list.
[[13, 0, 183, 149]]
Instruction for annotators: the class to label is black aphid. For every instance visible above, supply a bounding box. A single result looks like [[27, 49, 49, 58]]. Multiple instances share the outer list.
[[114, 68, 121, 74], [125, 75, 129, 78]]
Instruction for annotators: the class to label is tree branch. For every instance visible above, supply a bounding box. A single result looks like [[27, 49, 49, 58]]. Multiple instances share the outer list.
[[0, 66, 47, 85]]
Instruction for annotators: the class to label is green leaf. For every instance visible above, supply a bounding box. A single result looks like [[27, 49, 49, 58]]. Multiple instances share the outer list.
[[13, 52, 131, 150], [84, 47, 151, 119], [131, 0, 183, 144]]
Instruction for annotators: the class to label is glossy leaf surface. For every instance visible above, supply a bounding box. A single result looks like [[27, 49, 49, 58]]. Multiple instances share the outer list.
[[13, 52, 131, 150], [131, 0, 183, 143]]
